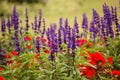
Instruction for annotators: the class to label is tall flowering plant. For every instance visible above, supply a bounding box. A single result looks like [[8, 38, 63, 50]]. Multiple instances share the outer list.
[[0, 3, 120, 80]]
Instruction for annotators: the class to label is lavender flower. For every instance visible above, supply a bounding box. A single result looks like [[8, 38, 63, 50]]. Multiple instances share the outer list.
[[58, 18, 63, 47], [89, 20, 95, 40], [74, 16, 79, 38], [1, 18, 6, 36], [7, 15, 11, 34], [82, 14, 88, 38], [38, 9, 42, 32], [49, 24, 58, 61], [12, 5, 19, 31], [72, 28, 76, 57], [42, 18, 46, 38], [103, 3, 114, 38], [92, 9, 101, 38], [101, 18, 106, 38], [46, 28, 51, 47], [67, 27, 72, 49], [25, 8, 29, 33], [63, 18, 69, 44], [34, 16, 38, 33], [36, 37, 41, 53]]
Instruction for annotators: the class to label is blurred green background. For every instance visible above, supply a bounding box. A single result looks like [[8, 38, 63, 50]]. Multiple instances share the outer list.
[[0, 0, 119, 26]]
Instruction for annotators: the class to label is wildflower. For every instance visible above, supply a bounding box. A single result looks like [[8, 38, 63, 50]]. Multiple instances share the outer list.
[[4, 54, 11, 59], [99, 42, 103, 46], [93, 51, 106, 63], [100, 36, 105, 40], [36, 35, 41, 40], [26, 45, 31, 49], [107, 57, 113, 64], [11, 51, 18, 56], [24, 36, 31, 41], [45, 49, 50, 54], [80, 66, 95, 79], [34, 54, 40, 59], [0, 76, 4, 80], [42, 38, 47, 43], [76, 38, 87, 46], [11, 60, 14, 64], [85, 68, 95, 78], [111, 70, 120, 76], [88, 51, 106, 65], [87, 42, 93, 47], [17, 62, 21, 68], [0, 67, 3, 71]]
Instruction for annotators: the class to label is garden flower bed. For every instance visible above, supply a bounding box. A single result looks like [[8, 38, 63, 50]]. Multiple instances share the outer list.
[[0, 3, 120, 80]]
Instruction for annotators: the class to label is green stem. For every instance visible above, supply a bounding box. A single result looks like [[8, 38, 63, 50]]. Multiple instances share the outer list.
[[97, 73, 102, 80]]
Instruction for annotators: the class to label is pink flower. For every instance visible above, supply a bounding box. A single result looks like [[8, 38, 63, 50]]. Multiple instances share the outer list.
[[42, 38, 48, 43]]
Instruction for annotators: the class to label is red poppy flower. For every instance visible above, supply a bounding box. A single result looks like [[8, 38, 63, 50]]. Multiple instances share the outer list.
[[45, 49, 50, 54], [11, 51, 18, 56], [0, 67, 3, 71], [4, 54, 11, 59], [85, 68, 95, 78], [99, 43, 103, 46], [76, 38, 87, 46], [80, 66, 95, 79], [87, 42, 93, 47], [93, 52, 106, 63], [111, 70, 120, 76], [107, 57, 113, 64], [24, 36, 31, 41], [34, 54, 40, 59], [17, 62, 21, 68], [0, 76, 4, 80], [11, 60, 14, 64], [26, 45, 31, 49], [88, 51, 106, 66]]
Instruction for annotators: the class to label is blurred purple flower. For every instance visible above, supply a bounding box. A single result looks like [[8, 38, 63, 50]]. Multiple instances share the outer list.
[[25, 8, 29, 33], [1, 18, 6, 36]]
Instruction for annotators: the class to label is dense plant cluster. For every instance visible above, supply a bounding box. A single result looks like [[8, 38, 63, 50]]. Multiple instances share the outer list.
[[0, 3, 120, 80]]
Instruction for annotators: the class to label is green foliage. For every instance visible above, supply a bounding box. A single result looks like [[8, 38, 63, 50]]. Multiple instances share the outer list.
[[105, 38, 120, 70], [0, 48, 89, 80]]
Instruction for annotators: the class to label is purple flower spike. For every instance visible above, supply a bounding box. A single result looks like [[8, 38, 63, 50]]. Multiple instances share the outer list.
[[74, 16, 79, 38], [7, 15, 11, 34], [38, 9, 42, 31], [25, 8, 29, 33], [82, 14, 88, 38], [42, 18, 46, 38], [12, 5, 19, 31], [34, 16, 38, 33], [36, 37, 41, 53], [82, 14, 88, 29], [1, 18, 6, 36], [72, 28, 76, 57]]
